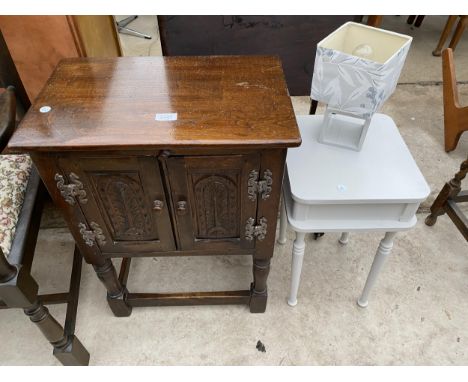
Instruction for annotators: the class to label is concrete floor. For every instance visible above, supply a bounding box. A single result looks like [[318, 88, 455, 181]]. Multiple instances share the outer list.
[[1, 16, 467, 365]]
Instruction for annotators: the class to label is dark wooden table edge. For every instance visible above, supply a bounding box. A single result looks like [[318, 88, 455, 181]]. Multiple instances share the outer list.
[[7, 139, 302, 154]]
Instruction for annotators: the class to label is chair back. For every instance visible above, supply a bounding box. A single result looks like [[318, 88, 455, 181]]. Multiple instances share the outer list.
[[442, 48, 468, 152], [442, 48, 460, 111]]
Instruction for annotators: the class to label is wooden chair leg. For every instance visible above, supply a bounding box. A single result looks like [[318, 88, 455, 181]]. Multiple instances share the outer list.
[[407, 15, 416, 25], [367, 16, 382, 28], [407, 15, 425, 27], [433, 16, 458, 56], [426, 157, 468, 226], [441, 47, 468, 153], [445, 127, 464, 153], [448, 16, 468, 52], [24, 300, 89, 366], [415, 15, 425, 28], [1, 247, 90, 365]]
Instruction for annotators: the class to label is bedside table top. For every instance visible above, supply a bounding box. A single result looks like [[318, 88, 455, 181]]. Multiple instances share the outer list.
[[8, 56, 301, 152], [287, 114, 430, 204]]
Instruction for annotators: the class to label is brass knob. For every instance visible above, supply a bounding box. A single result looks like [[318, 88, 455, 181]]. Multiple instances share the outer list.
[[153, 200, 164, 211], [177, 201, 187, 215]]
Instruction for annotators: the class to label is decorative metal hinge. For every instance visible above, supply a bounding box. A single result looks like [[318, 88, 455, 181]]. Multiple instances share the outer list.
[[78, 222, 107, 247], [248, 169, 273, 201], [55, 172, 88, 205], [245, 217, 268, 241]]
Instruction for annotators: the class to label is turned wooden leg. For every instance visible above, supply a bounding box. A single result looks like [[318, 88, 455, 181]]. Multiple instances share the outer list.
[[250, 258, 271, 313], [357, 232, 396, 308], [93, 259, 132, 317], [339, 232, 350, 245], [426, 157, 468, 226], [277, 199, 288, 244], [433, 16, 458, 56], [24, 301, 89, 365], [287, 231, 306, 307], [448, 16, 468, 52], [426, 183, 454, 225]]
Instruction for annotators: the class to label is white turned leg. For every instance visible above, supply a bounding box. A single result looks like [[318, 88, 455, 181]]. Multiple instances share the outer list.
[[277, 199, 288, 244], [288, 231, 306, 307], [357, 231, 397, 308], [339, 232, 349, 245]]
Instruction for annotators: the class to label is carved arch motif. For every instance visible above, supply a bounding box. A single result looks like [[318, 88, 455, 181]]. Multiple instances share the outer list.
[[193, 174, 239, 239], [93, 173, 154, 240]]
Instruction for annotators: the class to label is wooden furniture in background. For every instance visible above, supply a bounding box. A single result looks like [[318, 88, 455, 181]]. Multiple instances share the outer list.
[[367, 16, 383, 27], [278, 114, 429, 307], [0, 16, 122, 101], [9, 56, 301, 316], [0, 87, 89, 366], [158, 16, 359, 95], [426, 156, 468, 241], [433, 16, 468, 56], [406, 15, 425, 28], [442, 48, 468, 152], [69, 16, 122, 57]]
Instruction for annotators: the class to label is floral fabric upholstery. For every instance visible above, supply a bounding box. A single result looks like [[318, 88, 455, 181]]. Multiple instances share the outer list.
[[0, 154, 32, 258]]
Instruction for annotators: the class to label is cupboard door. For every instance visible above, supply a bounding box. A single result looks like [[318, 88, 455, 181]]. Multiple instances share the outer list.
[[57, 156, 175, 254], [165, 154, 260, 251]]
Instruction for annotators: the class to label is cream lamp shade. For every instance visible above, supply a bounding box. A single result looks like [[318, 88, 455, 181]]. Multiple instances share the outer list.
[[311, 22, 412, 151]]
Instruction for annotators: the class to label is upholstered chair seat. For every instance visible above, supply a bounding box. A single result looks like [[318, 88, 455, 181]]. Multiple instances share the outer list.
[[0, 154, 32, 257]]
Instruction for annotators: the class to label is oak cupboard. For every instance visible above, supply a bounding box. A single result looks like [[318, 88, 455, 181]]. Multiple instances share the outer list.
[[9, 56, 301, 315]]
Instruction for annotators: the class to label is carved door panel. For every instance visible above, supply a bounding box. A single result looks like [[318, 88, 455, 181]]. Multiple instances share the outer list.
[[165, 154, 261, 251], [56, 156, 175, 254]]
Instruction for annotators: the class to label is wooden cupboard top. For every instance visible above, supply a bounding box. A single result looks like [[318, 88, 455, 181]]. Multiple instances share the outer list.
[[9, 56, 301, 152]]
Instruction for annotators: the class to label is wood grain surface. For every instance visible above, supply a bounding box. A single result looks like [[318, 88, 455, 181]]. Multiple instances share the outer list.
[[9, 56, 301, 152]]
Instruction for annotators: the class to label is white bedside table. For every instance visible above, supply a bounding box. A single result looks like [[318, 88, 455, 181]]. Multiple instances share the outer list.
[[278, 114, 430, 308]]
